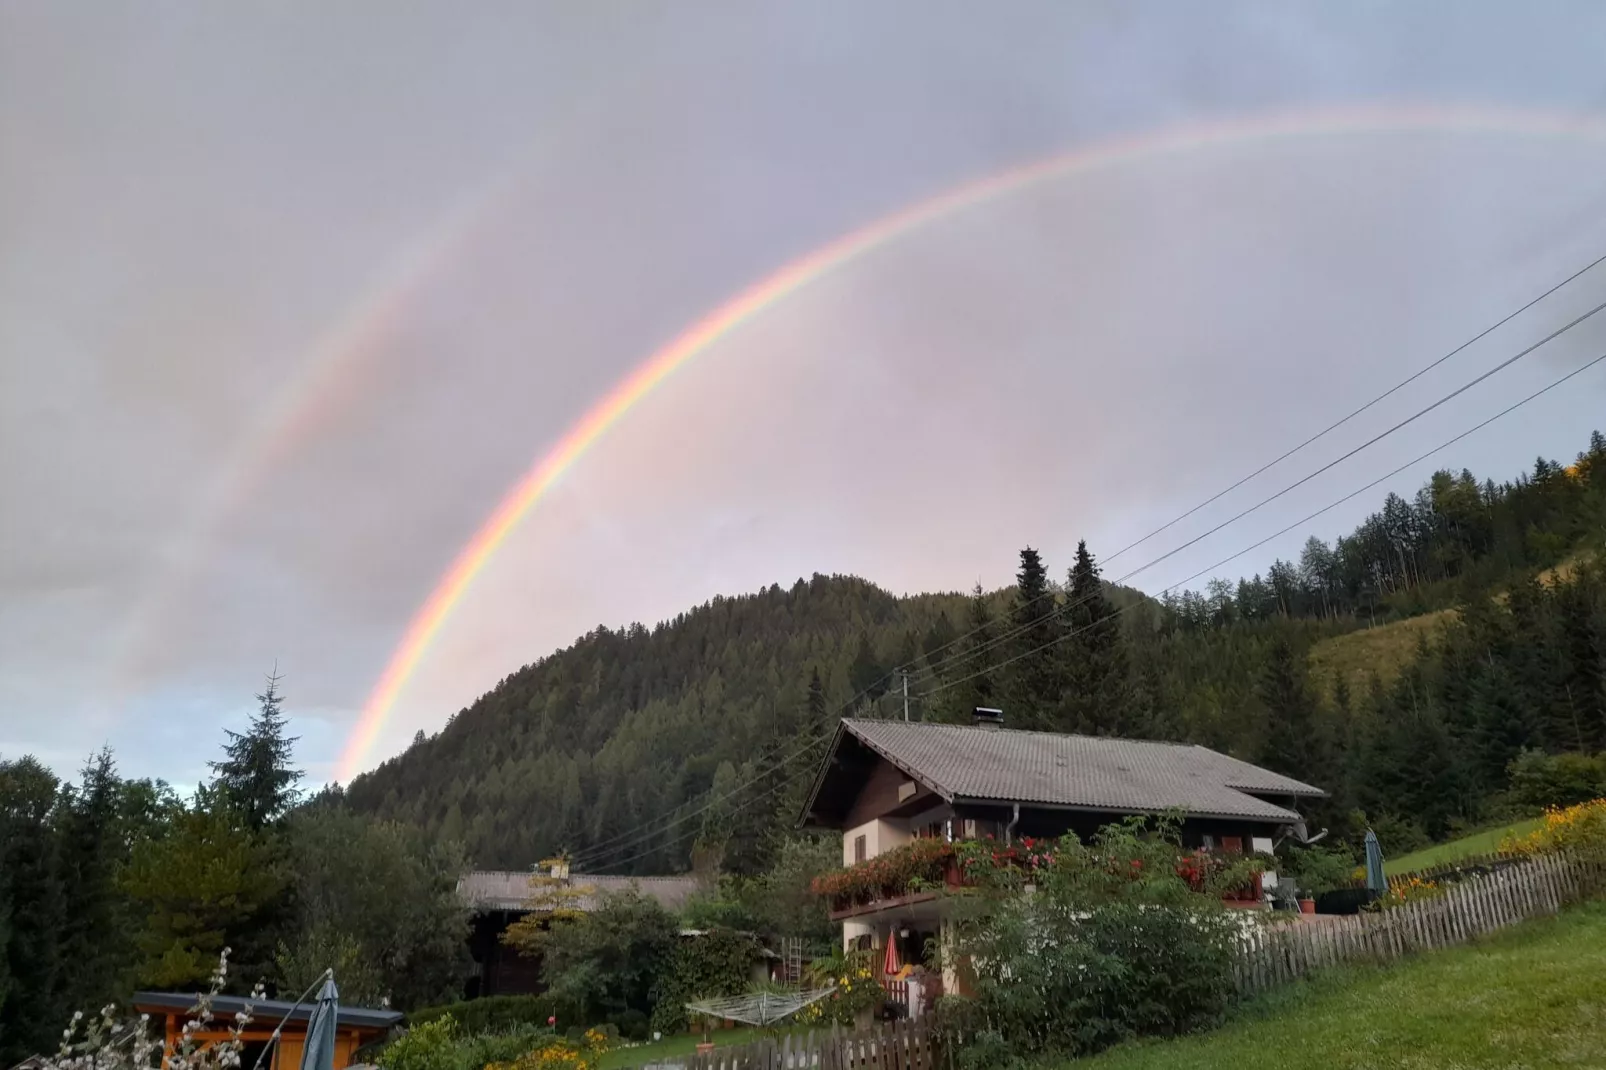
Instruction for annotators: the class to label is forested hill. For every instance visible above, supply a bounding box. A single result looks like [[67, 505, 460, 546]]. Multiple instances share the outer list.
[[347, 429, 1606, 876], [345, 577, 992, 870]]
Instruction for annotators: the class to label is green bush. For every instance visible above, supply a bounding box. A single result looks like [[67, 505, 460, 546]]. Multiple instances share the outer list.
[[377, 1016, 459, 1070], [1507, 749, 1606, 810], [1277, 843, 1357, 894], [606, 1008, 650, 1042], [648, 929, 760, 1035], [941, 816, 1253, 1067], [409, 994, 581, 1035]]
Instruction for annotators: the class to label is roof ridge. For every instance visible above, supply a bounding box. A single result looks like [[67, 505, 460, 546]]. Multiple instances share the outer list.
[[843, 717, 1202, 748]]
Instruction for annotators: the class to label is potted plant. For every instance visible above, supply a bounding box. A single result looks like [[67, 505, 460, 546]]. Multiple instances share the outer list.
[[694, 1013, 716, 1055]]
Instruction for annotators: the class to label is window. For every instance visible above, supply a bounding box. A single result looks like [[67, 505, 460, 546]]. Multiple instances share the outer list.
[[1221, 836, 1244, 855], [853, 834, 867, 863], [1200, 834, 1215, 850]]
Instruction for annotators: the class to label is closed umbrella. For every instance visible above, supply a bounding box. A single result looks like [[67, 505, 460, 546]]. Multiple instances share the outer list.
[[882, 933, 901, 977], [298, 976, 340, 1070], [1364, 828, 1387, 896]]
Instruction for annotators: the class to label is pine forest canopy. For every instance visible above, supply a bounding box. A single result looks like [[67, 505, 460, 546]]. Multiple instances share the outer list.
[[345, 430, 1606, 874]]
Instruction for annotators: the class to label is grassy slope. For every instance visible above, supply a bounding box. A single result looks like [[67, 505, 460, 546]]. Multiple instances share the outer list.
[[1078, 900, 1606, 1070], [1304, 609, 1454, 700], [1305, 550, 1598, 699], [1388, 817, 1543, 873]]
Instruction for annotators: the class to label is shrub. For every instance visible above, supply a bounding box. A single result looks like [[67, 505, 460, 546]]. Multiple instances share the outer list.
[[606, 1008, 650, 1043], [794, 949, 880, 1027], [1368, 813, 1432, 856], [484, 1028, 611, 1070], [1503, 797, 1606, 858], [648, 928, 760, 1035], [940, 816, 1254, 1067], [410, 994, 582, 1036], [1507, 750, 1606, 810], [1277, 844, 1358, 895], [377, 1016, 459, 1070], [1374, 875, 1442, 909]]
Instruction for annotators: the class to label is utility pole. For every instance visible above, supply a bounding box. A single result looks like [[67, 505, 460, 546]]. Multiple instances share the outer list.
[[900, 670, 910, 722]]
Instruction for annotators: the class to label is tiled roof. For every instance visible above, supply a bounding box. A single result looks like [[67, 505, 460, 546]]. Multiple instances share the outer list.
[[456, 870, 702, 914], [839, 719, 1324, 823]]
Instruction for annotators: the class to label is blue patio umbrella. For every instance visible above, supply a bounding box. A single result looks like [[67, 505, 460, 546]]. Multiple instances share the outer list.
[[1364, 828, 1387, 896], [298, 975, 340, 1070]]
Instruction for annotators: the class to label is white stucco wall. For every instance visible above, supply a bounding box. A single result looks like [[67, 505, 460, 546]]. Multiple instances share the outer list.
[[841, 817, 912, 866]]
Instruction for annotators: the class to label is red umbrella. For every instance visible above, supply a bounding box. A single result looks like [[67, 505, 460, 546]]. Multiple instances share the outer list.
[[883, 931, 901, 976]]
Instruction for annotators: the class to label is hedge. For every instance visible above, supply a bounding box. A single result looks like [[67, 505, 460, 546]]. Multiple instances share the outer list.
[[408, 994, 582, 1035]]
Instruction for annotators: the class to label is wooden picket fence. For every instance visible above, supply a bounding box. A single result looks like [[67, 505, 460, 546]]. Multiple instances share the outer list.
[[676, 1016, 941, 1070], [1235, 851, 1606, 996]]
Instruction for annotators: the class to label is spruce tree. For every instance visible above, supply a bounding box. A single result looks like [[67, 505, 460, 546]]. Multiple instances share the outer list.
[[1005, 547, 1060, 729], [847, 634, 886, 705], [1554, 564, 1606, 750], [0, 758, 64, 1065], [1061, 542, 1131, 734], [806, 666, 827, 725], [920, 613, 957, 676], [957, 584, 999, 722], [54, 749, 130, 1015], [210, 669, 302, 829], [1256, 636, 1321, 783], [1469, 661, 1537, 790]]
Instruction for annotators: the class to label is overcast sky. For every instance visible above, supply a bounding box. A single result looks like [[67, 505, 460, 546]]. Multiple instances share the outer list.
[[6, 1, 1606, 787]]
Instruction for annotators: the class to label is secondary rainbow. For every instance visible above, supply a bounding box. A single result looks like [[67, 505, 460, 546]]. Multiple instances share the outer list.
[[337, 102, 1606, 781]]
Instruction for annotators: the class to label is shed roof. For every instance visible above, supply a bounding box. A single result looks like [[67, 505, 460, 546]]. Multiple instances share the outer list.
[[804, 719, 1325, 826], [131, 991, 402, 1031], [456, 871, 702, 914]]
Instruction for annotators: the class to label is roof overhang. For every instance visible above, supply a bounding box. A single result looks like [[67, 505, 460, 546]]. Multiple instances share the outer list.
[[798, 720, 955, 829], [948, 796, 1303, 825]]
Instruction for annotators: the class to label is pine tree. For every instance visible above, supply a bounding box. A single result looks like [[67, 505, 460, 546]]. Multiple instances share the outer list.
[[54, 749, 130, 1014], [1468, 661, 1538, 790], [847, 634, 886, 706], [1005, 547, 1060, 729], [210, 669, 302, 829], [1061, 542, 1131, 734], [1256, 636, 1321, 783], [1554, 564, 1606, 750], [806, 666, 827, 725], [0, 757, 64, 1065], [920, 613, 957, 676], [955, 584, 999, 722]]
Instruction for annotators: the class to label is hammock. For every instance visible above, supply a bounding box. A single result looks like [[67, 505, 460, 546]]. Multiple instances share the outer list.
[[684, 988, 838, 1027]]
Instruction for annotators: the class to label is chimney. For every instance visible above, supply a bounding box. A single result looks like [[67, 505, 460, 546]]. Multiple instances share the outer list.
[[972, 707, 1003, 730]]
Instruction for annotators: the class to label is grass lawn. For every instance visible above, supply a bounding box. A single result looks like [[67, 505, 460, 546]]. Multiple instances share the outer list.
[[1075, 899, 1606, 1069], [1389, 817, 1542, 873], [600, 1025, 813, 1068]]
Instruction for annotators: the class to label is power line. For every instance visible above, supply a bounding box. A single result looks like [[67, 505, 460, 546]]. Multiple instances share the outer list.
[[1105, 250, 1606, 564], [880, 250, 1606, 684], [915, 350, 1606, 700], [572, 312, 1606, 868], [891, 259, 1606, 689], [1093, 297, 1606, 587], [570, 672, 916, 868], [569, 731, 832, 869], [583, 761, 827, 875]]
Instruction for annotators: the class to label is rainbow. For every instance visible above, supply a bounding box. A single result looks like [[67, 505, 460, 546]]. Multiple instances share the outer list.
[[105, 171, 521, 702], [336, 103, 1606, 780]]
